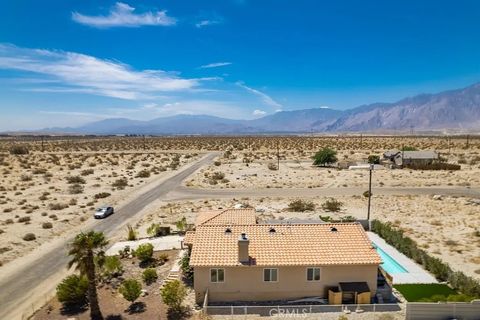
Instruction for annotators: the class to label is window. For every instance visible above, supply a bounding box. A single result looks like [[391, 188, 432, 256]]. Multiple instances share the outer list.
[[307, 268, 321, 281], [263, 268, 278, 282], [210, 268, 225, 283]]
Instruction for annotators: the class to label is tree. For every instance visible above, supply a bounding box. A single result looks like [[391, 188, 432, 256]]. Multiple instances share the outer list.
[[56, 274, 89, 306], [312, 148, 337, 166], [119, 279, 142, 305], [68, 231, 108, 320], [160, 280, 187, 312], [368, 155, 380, 164], [134, 243, 154, 263]]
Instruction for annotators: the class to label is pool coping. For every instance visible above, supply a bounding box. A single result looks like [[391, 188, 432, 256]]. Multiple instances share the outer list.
[[367, 232, 438, 284]]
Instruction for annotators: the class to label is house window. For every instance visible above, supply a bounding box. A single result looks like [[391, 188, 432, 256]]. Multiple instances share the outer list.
[[210, 268, 225, 283], [307, 268, 321, 281], [263, 268, 278, 282]]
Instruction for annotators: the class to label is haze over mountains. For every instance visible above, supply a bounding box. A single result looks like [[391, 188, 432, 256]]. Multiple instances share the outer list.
[[37, 82, 480, 134]]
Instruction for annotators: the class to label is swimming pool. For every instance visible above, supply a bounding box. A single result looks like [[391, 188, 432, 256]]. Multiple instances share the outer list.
[[375, 245, 408, 274]]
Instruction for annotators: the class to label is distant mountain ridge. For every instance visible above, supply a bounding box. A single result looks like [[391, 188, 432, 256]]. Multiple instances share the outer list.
[[37, 82, 480, 134]]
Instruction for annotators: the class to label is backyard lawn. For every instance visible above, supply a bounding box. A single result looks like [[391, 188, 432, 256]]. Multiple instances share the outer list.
[[394, 284, 457, 302]]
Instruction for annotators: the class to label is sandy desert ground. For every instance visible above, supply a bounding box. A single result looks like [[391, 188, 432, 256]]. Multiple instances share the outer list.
[[0, 150, 199, 266], [1, 135, 479, 278]]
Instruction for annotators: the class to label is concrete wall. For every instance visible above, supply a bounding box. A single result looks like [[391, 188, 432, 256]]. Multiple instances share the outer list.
[[194, 265, 378, 304], [406, 302, 480, 320]]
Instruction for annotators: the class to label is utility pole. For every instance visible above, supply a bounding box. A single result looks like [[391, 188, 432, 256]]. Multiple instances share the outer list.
[[367, 163, 374, 227]]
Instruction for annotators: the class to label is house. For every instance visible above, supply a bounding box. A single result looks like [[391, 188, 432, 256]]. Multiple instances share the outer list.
[[185, 209, 382, 305], [383, 150, 439, 167]]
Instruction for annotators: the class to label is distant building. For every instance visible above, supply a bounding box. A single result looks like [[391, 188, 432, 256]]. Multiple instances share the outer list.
[[185, 208, 383, 305], [382, 150, 439, 167]]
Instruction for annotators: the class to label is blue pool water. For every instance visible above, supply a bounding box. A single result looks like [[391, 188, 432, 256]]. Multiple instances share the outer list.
[[375, 245, 408, 274]]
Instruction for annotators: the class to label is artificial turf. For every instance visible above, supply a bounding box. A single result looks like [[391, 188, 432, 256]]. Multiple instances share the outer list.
[[394, 283, 457, 302]]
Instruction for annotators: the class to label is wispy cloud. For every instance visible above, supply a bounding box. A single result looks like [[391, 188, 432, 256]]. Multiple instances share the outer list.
[[72, 2, 176, 28], [252, 109, 267, 116], [195, 19, 221, 28], [0, 44, 202, 100], [198, 62, 232, 69], [236, 81, 282, 108]]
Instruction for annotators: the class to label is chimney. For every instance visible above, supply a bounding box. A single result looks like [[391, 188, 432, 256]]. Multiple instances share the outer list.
[[238, 233, 250, 264]]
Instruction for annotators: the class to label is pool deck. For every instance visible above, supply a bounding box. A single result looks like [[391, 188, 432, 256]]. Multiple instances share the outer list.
[[367, 232, 438, 284]]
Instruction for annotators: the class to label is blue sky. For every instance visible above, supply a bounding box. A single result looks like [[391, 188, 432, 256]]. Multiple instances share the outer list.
[[1, 0, 480, 130]]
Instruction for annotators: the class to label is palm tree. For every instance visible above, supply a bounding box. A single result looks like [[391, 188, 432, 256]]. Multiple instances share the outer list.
[[68, 231, 108, 320]]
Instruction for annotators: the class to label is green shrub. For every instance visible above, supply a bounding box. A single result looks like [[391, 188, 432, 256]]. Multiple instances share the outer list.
[[102, 255, 123, 278], [321, 199, 343, 212], [312, 148, 337, 166], [160, 279, 187, 312], [147, 223, 170, 237], [56, 274, 88, 306], [287, 199, 315, 212], [119, 279, 142, 304], [180, 249, 193, 283], [368, 155, 380, 164], [142, 268, 158, 285], [134, 243, 153, 263], [175, 217, 187, 232]]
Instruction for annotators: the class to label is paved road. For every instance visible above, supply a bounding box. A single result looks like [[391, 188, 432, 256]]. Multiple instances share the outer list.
[[0, 152, 218, 320], [168, 185, 480, 200]]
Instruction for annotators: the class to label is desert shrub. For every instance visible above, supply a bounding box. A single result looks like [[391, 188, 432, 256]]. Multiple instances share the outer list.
[[126, 224, 137, 241], [23, 233, 36, 241], [312, 148, 337, 166], [68, 183, 84, 194], [9, 145, 29, 155], [42, 222, 53, 229], [56, 274, 88, 306], [213, 161, 221, 166], [287, 199, 315, 212], [363, 190, 372, 198], [119, 279, 142, 304], [368, 155, 380, 164], [66, 176, 86, 184], [405, 163, 461, 171], [80, 169, 94, 176], [134, 243, 154, 263], [142, 268, 158, 285], [160, 279, 187, 312], [136, 169, 151, 178], [158, 253, 169, 264], [20, 174, 32, 181], [147, 223, 170, 237], [32, 168, 47, 174], [112, 178, 128, 189], [401, 146, 418, 151], [321, 199, 343, 212], [94, 192, 111, 199], [102, 255, 123, 278], [18, 216, 31, 223], [267, 163, 278, 170], [372, 220, 480, 297], [49, 203, 68, 210]]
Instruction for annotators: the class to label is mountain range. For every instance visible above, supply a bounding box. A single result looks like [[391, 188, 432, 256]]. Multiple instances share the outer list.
[[36, 82, 480, 134]]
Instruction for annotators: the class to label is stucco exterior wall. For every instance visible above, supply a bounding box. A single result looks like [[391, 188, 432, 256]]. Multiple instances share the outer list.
[[194, 265, 378, 304]]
